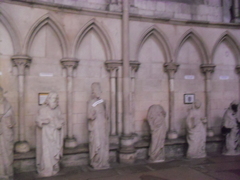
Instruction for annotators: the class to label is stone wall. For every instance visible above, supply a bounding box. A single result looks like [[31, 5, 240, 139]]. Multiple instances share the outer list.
[[0, 0, 240, 167]]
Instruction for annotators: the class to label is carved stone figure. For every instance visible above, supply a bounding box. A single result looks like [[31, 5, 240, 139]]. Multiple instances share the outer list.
[[186, 100, 207, 158], [36, 92, 64, 177], [147, 105, 167, 163], [87, 82, 109, 169], [222, 101, 240, 155], [0, 87, 14, 180]]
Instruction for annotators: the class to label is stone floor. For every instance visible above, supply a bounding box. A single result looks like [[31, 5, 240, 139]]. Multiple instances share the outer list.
[[14, 154, 240, 180]]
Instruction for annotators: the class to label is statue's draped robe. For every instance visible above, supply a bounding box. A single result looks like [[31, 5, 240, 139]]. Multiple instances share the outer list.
[[87, 98, 109, 169], [223, 107, 239, 155], [186, 107, 206, 158], [36, 105, 64, 177], [0, 98, 14, 179], [147, 106, 166, 162]]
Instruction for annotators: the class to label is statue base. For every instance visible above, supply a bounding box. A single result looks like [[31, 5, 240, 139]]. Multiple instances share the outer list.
[[119, 135, 136, 164], [167, 131, 178, 139], [64, 138, 77, 148], [207, 129, 214, 137], [14, 141, 30, 153]]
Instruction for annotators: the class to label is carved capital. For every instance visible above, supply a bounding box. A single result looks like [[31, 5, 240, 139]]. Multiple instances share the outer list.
[[11, 55, 32, 75], [201, 64, 216, 79], [130, 61, 140, 72], [61, 58, 79, 77], [105, 60, 122, 71], [164, 62, 179, 79]]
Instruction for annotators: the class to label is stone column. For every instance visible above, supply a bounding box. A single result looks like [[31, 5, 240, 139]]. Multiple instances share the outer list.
[[105, 60, 122, 144], [235, 65, 240, 100], [12, 55, 31, 153], [232, 0, 240, 23], [164, 62, 179, 139], [61, 58, 79, 148], [201, 64, 216, 137], [120, 0, 136, 164], [129, 61, 140, 142]]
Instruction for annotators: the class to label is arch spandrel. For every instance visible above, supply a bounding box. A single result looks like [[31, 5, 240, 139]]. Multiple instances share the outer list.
[[23, 13, 68, 57], [73, 19, 115, 60], [136, 25, 173, 62], [175, 29, 209, 64], [211, 31, 240, 65]]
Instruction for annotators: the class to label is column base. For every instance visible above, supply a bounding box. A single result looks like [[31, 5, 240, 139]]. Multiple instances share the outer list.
[[167, 130, 178, 139], [119, 136, 136, 164], [14, 141, 30, 153], [110, 135, 119, 145], [207, 129, 214, 137], [64, 138, 77, 148]]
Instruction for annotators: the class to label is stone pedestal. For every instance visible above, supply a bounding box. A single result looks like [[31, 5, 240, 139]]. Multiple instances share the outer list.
[[164, 62, 179, 139], [201, 64, 216, 137], [12, 55, 31, 153], [119, 136, 136, 164], [61, 58, 79, 148]]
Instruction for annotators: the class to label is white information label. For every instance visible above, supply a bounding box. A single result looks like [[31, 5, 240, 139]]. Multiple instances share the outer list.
[[184, 75, 195, 80], [39, 93, 49, 105], [219, 76, 229, 80], [39, 73, 53, 77], [0, 72, 2, 75]]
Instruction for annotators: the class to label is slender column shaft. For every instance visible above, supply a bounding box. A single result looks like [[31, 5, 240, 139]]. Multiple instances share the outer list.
[[201, 64, 215, 137], [117, 66, 123, 135], [66, 67, 73, 138], [18, 74, 25, 141], [61, 58, 79, 148], [12, 55, 31, 153], [110, 68, 117, 136], [122, 0, 131, 136], [164, 62, 179, 139]]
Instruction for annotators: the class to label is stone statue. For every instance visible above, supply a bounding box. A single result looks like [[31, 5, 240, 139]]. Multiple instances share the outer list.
[[36, 92, 64, 177], [222, 101, 240, 155], [186, 100, 207, 158], [0, 87, 14, 180], [147, 105, 167, 163], [87, 82, 109, 169]]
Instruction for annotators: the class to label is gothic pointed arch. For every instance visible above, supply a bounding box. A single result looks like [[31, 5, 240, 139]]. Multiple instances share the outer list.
[[211, 31, 240, 65], [73, 19, 114, 60], [175, 29, 209, 64], [0, 7, 21, 54], [23, 13, 68, 57], [136, 25, 173, 62]]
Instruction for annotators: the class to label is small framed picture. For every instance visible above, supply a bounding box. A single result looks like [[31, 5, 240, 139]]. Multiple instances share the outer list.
[[38, 93, 49, 105], [184, 94, 195, 104]]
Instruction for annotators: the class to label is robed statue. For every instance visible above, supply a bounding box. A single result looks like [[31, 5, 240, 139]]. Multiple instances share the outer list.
[[147, 104, 167, 163], [0, 87, 14, 180], [222, 101, 240, 155], [186, 100, 207, 158], [36, 92, 64, 177], [87, 82, 110, 169]]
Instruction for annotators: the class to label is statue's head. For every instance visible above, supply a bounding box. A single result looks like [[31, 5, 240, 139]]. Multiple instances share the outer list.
[[45, 92, 59, 109], [194, 99, 201, 109], [230, 100, 238, 113], [147, 104, 166, 121], [91, 82, 101, 99]]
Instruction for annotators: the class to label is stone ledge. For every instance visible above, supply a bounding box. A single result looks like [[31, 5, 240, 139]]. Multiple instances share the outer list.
[[135, 135, 224, 149]]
